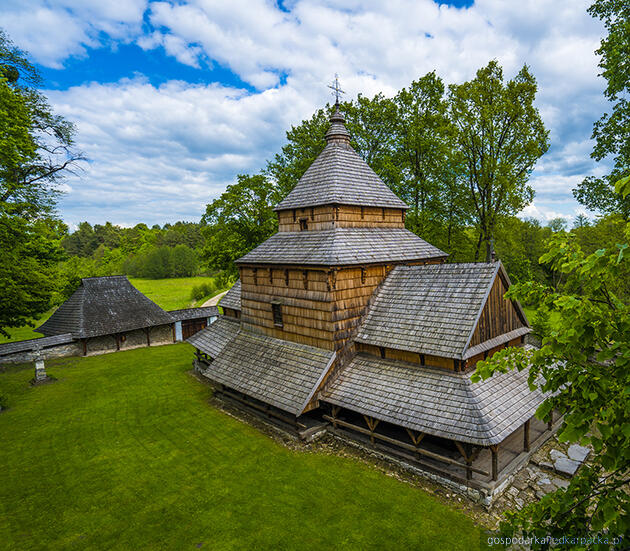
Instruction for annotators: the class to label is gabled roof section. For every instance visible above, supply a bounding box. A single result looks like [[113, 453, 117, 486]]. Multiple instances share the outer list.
[[169, 306, 219, 321], [196, 328, 336, 416], [355, 262, 527, 360], [236, 228, 446, 266], [274, 107, 408, 211], [324, 351, 546, 445], [219, 279, 241, 311], [187, 316, 239, 359], [37, 276, 174, 339], [0, 333, 75, 359]]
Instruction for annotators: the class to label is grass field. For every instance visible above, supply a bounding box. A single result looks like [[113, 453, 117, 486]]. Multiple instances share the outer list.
[[0, 344, 483, 550], [128, 276, 220, 310]]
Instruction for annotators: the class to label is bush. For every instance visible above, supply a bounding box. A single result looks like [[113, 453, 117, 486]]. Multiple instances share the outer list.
[[190, 281, 217, 302], [0, 394, 8, 411]]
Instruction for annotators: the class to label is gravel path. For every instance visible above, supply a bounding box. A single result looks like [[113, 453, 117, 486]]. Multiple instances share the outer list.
[[201, 290, 228, 307]]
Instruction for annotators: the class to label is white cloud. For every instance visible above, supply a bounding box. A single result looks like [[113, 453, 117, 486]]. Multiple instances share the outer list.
[[0, 0, 611, 225]]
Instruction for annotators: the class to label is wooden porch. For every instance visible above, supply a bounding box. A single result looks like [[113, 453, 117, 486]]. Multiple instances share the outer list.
[[323, 404, 560, 491]]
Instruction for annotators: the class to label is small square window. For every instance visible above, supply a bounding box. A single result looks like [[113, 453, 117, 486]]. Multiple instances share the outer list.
[[272, 303, 283, 327], [299, 218, 308, 231]]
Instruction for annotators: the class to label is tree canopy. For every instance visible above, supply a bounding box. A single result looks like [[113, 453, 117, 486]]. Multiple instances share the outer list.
[[0, 29, 82, 336], [573, 0, 630, 219]]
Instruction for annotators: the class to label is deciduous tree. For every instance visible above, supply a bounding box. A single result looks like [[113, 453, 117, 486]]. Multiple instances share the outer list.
[[448, 61, 549, 261]]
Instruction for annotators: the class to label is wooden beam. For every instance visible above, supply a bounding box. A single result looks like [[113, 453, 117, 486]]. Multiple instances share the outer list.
[[523, 419, 531, 452], [331, 405, 341, 429], [322, 415, 488, 476], [454, 441, 473, 480], [222, 388, 306, 429], [362, 415, 380, 444], [490, 444, 499, 481]]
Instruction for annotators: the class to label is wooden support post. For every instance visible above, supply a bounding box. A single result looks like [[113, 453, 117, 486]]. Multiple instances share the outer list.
[[115, 334, 121, 351], [331, 405, 340, 429], [362, 415, 380, 445], [405, 428, 425, 459], [82, 338, 87, 356], [454, 441, 474, 480], [490, 444, 499, 481], [145, 328, 151, 347], [523, 419, 531, 452], [548, 410, 553, 431]]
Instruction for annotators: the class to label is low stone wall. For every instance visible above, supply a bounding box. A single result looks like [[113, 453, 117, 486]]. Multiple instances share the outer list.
[[0, 324, 175, 364], [0, 341, 83, 364]]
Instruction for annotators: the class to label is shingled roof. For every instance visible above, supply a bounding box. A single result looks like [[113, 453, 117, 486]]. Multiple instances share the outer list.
[[37, 276, 174, 339], [219, 279, 241, 311], [194, 328, 336, 416], [274, 107, 408, 211], [187, 316, 239, 358], [236, 228, 446, 266], [323, 352, 546, 445], [355, 262, 528, 359], [169, 306, 219, 321]]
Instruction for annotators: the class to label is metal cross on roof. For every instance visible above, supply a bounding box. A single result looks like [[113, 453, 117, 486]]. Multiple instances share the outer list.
[[328, 74, 345, 105]]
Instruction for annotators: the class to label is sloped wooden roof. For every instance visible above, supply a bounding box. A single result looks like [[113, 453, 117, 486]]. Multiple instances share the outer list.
[[236, 228, 446, 266], [187, 316, 239, 358], [274, 107, 408, 211], [355, 262, 528, 359], [169, 306, 219, 321], [192, 326, 336, 416], [37, 276, 174, 339], [219, 279, 241, 311], [324, 352, 545, 445]]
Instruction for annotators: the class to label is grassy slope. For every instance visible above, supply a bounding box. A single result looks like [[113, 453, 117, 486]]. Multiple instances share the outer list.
[[0, 345, 482, 550], [128, 276, 217, 311]]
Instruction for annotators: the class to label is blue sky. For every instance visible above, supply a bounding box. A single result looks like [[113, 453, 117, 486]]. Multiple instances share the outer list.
[[1, 0, 608, 228]]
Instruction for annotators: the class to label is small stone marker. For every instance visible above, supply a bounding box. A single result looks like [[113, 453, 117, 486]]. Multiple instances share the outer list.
[[32, 349, 49, 384]]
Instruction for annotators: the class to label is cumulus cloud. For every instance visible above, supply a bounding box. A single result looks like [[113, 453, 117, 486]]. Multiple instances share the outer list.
[[0, 0, 610, 225]]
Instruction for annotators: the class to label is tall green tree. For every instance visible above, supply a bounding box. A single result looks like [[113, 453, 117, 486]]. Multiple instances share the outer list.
[[394, 72, 453, 239], [448, 61, 549, 261], [201, 174, 279, 275], [573, 0, 630, 219], [0, 29, 80, 335]]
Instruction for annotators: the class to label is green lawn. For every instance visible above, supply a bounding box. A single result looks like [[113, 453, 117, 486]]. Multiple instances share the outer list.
[[0, 344, 483, 550], [129, 276, 219, 310]]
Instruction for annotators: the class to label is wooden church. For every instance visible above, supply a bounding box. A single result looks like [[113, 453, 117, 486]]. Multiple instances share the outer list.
[[189, 105, 553, 501]]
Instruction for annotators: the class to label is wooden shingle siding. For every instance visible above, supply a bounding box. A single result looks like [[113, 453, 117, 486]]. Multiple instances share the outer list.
[[277, 205, 406, 231], [469, 274, 526, 347]]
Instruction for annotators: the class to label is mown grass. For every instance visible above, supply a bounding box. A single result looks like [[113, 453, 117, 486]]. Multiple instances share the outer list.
[[128, 276, 219, 310], [0, 344, 483, 550]]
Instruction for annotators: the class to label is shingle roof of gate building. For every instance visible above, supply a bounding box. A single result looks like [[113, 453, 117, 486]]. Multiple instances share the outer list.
[[37, 276, 174, 339]]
